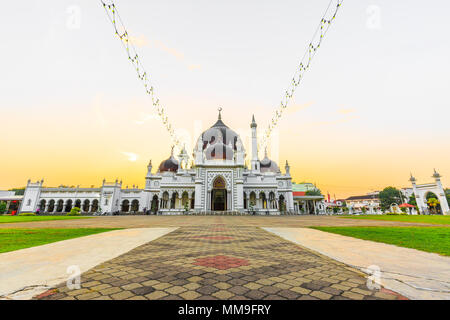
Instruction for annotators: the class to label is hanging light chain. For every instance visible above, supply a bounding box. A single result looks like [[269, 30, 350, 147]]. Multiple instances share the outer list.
[[260, 0, 344, 150], [100, 0, 343, 154], [100, 0, 181, 148]]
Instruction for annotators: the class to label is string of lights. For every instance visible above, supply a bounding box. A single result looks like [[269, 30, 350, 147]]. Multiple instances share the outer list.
[[260, 0, 344, 150], [100, 0, 182, 148], [100, 0, 344, 155]]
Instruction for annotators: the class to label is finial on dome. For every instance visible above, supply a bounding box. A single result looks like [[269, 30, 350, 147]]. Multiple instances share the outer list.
[[170, 145, 174, 157], [264, 147, 268, 158], [409, 172, 416, 182], [433, 168, 441, 179], [218, 107, 222, 120]]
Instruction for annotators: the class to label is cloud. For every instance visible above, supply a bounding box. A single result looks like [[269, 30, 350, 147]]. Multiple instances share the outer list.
[[135, 113, 158, 125], [128, 35, 150, 48], [127, 34, 201, 71], [187, 64, 202, 71], [121, 152, 139, 162], [287, 102, 314, 115], [308, 115, 359, 128], [338, 108, 356, 115], [153, 39, 184, 61]]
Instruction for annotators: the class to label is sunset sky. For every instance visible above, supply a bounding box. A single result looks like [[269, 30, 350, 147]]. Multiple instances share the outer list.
[[1, 0, 449, 198]]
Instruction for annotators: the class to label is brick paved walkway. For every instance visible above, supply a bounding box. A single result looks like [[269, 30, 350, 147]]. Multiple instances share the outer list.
[[34, 225, 407, 300]]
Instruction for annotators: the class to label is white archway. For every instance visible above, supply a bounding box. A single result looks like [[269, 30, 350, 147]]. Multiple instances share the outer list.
[[410, 170, 449, 215]]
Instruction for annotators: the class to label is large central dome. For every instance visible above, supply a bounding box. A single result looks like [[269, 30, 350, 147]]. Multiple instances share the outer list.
[[197, 110, 242, 161], [200, 115, 239, 151]]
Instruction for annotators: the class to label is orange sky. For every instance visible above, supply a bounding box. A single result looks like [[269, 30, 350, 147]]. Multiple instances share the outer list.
[[1, 96, 448, 199], [1, 1, 450, 198]]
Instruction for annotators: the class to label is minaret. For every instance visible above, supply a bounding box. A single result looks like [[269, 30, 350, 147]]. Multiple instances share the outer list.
[[409, 173, 422, 213], [285, 160, 291, 176], [432, 169, 450, 215], [250, 115, 260, 172], [146, 160, 152, 177], [178, 144, 189, 170]]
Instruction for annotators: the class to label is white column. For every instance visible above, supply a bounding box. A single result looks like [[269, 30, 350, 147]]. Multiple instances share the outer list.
[[194, 180, 202, 211], [250, 115, 259, 172]]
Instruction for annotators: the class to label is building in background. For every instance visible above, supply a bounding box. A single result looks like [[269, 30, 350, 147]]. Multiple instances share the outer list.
[[292, 183, 325, 214], [409, 170, 449, 215], [19, 112, 295, 215], [345, 192, 380, 214], [0, 191, 23, 215]]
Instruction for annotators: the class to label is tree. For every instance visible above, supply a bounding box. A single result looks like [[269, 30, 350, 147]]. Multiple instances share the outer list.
[[8, 188, 25, 196], [306, 189, 322, 196], [151, 200, 158, 214], [379, 187, 402, 211], [0, 202, 6, 214], [408, 194, 417, 206], [427, 198, 440, 214]]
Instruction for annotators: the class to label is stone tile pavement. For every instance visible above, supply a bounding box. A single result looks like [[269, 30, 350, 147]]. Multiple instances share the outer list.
[[34, 225, 407, 300]]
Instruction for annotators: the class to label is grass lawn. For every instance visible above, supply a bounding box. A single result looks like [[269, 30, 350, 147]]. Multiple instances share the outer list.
[[0, 228, 119, 253], [0, 215, 91, 224], [312, 226, 450, 256], [341, 214, 450, 225]]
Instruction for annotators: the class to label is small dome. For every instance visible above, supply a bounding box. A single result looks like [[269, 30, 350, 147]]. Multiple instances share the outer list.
[[158, 148, 179, 173], [260, 150, 280, 173]]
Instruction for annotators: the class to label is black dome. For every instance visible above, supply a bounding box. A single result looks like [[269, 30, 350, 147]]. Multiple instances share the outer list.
[[260, 153, 280, 173], [158, 153, 179, 173], [201, 117, 239, 151]]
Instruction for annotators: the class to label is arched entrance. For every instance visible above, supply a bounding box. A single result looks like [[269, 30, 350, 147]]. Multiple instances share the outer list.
[[211, 176, 227, 211], [130, 199, 139, 213], [121, 200, 130, 212], [151, 195, 159, 214], [91, 199, 99, 213], [278, 195, 286, 213]]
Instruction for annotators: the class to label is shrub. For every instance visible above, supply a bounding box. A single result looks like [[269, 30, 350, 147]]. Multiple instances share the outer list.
[[18, 212, 36, 216], [67, 207, 81, 216], [386, 212, 407, 215], [0, 202, 6, 214]]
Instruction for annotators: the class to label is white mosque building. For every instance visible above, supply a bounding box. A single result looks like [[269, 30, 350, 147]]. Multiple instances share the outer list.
[[19, 112, 296, 215]]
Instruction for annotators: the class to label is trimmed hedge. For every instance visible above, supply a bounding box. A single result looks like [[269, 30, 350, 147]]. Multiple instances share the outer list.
[[67, 207, 81, 216]]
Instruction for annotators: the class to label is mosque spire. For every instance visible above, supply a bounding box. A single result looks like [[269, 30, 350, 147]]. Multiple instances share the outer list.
[[218, 107, 222, 120], [433, 168, 441, 179], [251, 114, 257, 128]]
